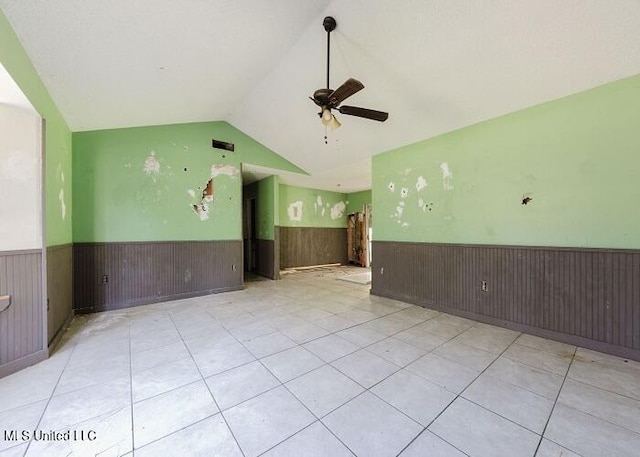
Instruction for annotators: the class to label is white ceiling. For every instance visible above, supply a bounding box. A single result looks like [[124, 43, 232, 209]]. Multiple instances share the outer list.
[[3, 0, 640, 192]]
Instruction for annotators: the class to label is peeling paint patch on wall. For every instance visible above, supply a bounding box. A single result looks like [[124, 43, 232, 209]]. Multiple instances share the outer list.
[[314, 196, 327, 216], [58, 189, 66, 220], [416, 176, 427, 191], [388, 182, 395, 192], [144, 151, 160, 175], [288, 201, 303, 221], [331, 201, 346, 220], [211, 164, 239, 178], [187, 189, 196, 198], [440, 162, 453, 190]]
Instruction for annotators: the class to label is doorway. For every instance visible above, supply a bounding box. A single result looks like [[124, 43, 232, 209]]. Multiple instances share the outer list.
[[0, 63, 47, 376], [246, 197, 257, 273]]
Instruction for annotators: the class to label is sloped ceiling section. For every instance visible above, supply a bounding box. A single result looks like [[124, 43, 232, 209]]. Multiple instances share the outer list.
[[2, 0, 640, 192], [0, 0, 330, 130]]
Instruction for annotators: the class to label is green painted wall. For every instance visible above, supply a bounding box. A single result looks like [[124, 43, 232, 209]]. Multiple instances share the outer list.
[[346, 190, 371, 215], [73, 122, 304, 242], [243, 175, 278, 240], [279, 184, 347, 228], [373, 74, 640, 249], [1, 10, 72, 246], [256, 176, 278, 240]]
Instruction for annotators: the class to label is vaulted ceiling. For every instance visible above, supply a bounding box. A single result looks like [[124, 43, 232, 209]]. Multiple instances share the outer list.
[[2, 0, 640, 192]]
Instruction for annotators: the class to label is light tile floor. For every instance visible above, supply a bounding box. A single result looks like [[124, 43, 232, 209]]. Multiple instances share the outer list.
[[1, 266, 640, 456]]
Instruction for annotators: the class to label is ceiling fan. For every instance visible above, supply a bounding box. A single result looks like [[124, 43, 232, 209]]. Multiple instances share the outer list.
[[310, 16, 389, 131]]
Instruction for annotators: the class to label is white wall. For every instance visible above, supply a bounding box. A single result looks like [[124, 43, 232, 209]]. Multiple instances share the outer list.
[[0, 103, 42, 251]]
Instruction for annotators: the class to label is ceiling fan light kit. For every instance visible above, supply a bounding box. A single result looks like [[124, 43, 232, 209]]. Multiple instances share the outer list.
[[310, 16, 389, 135]]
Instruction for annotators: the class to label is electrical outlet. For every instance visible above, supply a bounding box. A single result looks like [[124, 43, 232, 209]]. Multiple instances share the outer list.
[[102, 275, 109, 284], [481, 281, 488, 292]]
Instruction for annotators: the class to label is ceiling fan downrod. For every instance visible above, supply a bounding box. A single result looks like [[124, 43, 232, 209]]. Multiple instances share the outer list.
[[323, 16, 336, 90]]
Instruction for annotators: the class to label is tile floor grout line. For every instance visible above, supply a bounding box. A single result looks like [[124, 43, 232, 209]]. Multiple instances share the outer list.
[[540, 437, 587, 457], [392, 425, 471, 457], [532, 345, 578, 456], [168, 312, 247, 457], [132, 409, 224, 453], [254, 419, 354, 457], [458, 396, 546, 436], [23, 342, 77, 456], [547, 392, 640, 438], [497, 351, 570, 379], [562, 372, 640, 404]]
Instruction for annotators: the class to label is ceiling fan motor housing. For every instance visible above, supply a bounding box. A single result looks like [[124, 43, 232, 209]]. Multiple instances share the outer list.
[[313, 88, 332, 106]]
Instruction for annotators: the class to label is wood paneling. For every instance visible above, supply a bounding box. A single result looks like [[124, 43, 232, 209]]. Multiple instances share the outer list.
[[371, 241, 640, 361], [0, 250, 45, 376], [279, 227, 347, 269], [47, 244, 73, 347], [74, 240, 243, 313]]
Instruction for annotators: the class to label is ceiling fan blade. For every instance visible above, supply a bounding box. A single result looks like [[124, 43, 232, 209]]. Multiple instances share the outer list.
[[328, 78, 364, 107], [338, 105, 389, 122]]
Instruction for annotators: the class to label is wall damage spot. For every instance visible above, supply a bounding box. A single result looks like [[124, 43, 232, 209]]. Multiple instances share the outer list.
[[388, 182, 395, 192], [144, 151, 160, 175], [330, 201, 346, 219], [192, 203, 209, 221], [522, 194, 533, 205], [202, 179, 214, 202], [425, 201, 434, 212], [288, 201, 303, 221], [416, 176, 427, 191], [314, 196, 323, 214], [440, 162, 453, 190], [211, 164, 239, 178], [400, 187, 409, 198], [58, 189, 66, 220], [190, 177, 215, 221]]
